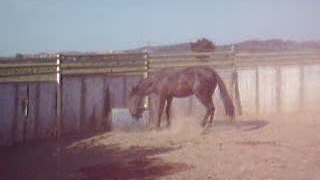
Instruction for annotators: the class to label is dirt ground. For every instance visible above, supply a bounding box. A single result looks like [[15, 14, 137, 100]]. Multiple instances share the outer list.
[[1, 113, 320, 180]]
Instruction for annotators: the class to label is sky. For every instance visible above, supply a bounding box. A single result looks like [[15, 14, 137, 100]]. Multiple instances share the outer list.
[[1, 0, 320, 56]]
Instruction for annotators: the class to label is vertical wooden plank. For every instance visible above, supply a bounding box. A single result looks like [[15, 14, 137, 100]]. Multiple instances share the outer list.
[[80, 76, 86, 132], [255, 66, 260, 114], [276, 66, 282, 113], [103, 77, 111, 131], [0, 84, 16, 146], [33, 83, 40, 138], [299, 65, 305, 111], [11, 84, 19, 144], [61, 77, 82, 134], [37, 83, 57, 138], [123, 77, 127, 107], [84, 76, 105, 131]]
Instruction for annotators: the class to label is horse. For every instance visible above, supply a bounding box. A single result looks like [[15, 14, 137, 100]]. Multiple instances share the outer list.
[[128, 67, 235, 128]]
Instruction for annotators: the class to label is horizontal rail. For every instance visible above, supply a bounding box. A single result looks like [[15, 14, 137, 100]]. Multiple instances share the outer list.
[[60, 52, 147, 58], [0, 51, 320, 83], [62, 66, 147, 75], [149, 51, 234, 58], [0, 62, 57, 68], [61, 60, 146, 69], [0, 74, 57, 83]]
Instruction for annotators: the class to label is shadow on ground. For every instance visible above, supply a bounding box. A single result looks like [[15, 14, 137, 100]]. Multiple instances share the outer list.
[[212, 119, 269, 131], [76, 150, 191, 180], [0, 132, 192, 180]]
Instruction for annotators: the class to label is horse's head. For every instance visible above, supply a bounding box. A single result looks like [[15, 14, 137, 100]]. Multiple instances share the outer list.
[[128, 86, 146, 120]]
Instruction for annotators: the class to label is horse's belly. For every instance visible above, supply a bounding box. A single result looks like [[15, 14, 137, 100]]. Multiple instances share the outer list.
[[173, 88, 193, 97]]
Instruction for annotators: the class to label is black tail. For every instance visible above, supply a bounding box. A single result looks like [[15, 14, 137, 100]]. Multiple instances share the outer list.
[[215, 73, 235, 119]]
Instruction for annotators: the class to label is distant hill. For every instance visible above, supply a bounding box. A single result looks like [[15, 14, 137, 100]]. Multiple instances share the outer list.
[[123, 42, 191, 54], [2, 39, 320, 60], [232, 39, 320, 53], [124, 39, 320, 54]]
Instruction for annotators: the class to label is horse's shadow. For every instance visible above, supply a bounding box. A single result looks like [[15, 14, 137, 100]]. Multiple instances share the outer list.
[[75, 146, 193, 180], [212, 119, 269, 131]]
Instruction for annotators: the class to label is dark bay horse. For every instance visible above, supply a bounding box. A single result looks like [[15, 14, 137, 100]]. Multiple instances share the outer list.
[[128, 67, 235, 128]]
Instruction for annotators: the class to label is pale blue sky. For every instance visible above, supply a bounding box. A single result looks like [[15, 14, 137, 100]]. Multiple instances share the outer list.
[[1, 0, 319, 56]]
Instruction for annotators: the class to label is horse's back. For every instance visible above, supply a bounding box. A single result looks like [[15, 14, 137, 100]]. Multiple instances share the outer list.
[[182, 67, 217, 80]]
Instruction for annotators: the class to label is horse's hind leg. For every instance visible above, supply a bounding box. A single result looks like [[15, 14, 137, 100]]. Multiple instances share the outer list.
[[207, 103, 215, 127], [203, 102, 215, 127], [195, 95, 215, 127]]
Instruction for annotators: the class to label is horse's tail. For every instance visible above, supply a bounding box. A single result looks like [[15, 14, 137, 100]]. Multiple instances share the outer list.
[[215, 73, 235, 119]]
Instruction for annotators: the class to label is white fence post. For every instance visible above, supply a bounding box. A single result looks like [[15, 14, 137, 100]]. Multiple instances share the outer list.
[[56, 54, 62, 138]]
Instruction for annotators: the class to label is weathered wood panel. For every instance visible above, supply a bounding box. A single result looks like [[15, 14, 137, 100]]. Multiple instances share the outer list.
[[109, 77, 126, 108], [84, 76, 107, 131], [238, 69, 256, 114], [62, 77, 82, 134], [258, 67, 277, 114], [14, 84, 28, 143], [281, 66, 301, 113], [0, 84, 15, 145], [38, 83, 56, 138], [303, 65, 320, 112]]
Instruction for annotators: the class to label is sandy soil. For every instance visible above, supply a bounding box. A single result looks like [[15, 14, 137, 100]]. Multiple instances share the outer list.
[[1, 113, 320, 180]]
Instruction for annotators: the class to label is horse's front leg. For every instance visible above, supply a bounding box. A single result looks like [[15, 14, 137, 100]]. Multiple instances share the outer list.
[[157, 96, 166, 128], [165, 96, 173, 128]]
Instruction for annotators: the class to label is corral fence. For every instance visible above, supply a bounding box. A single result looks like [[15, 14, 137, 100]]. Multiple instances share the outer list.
[[1, 51, 320, 146]]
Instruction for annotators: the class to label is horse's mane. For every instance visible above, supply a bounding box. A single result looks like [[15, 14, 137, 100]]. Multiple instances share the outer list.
[[131, 74, 156, 97], [132, 69, 176, 96]]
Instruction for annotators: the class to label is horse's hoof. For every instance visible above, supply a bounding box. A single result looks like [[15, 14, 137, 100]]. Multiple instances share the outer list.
[[201, 122, 207, 128], [166, 123, 171, 129], [201, 128, 210, 135]]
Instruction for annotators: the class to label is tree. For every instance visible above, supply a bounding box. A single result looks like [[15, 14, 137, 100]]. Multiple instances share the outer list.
[[190, 38, 216, 52], [15, 53, 24, 59]]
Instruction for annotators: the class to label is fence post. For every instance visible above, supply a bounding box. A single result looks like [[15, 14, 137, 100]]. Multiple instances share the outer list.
[[144, 53, 149, 109], [255, 66, 260, 114], [232, 48, 242, 116], [233, 68, 242, 115], [56, 54, 62, 138]]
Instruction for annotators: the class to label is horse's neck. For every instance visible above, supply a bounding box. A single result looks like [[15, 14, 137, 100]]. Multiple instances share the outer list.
[[138, 77, 155, 96]]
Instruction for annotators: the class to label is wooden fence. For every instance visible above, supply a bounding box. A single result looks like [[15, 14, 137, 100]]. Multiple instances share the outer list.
[[1, 51, 320, 146], [0, 53, 147, 146]]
